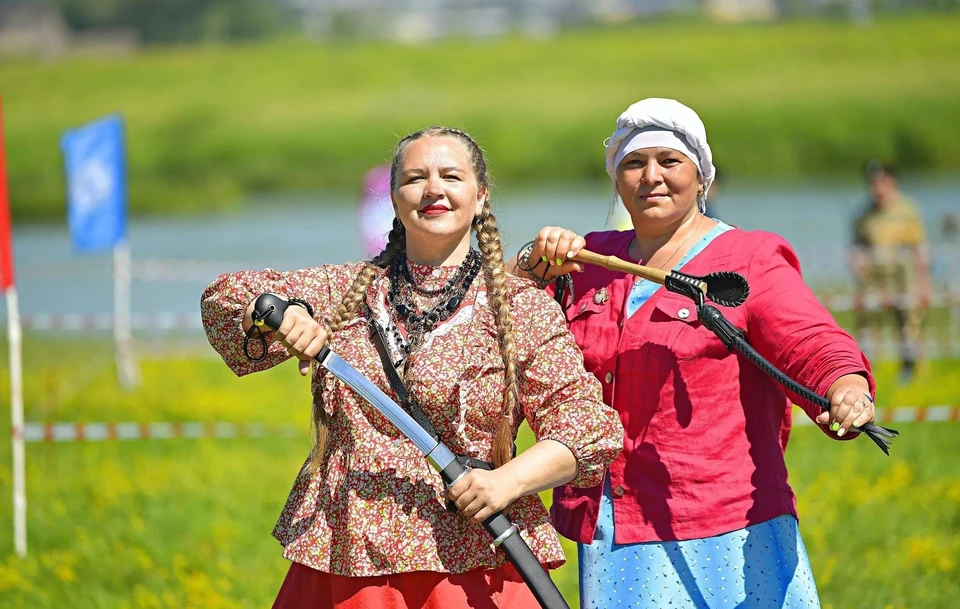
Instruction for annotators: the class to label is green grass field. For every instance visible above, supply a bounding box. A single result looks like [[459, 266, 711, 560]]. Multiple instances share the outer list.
[[2, 14, 960, 222], [0, 338, 958, 608]]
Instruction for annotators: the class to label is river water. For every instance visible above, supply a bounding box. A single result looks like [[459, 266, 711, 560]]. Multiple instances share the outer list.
[[3, 177, 957, 324]]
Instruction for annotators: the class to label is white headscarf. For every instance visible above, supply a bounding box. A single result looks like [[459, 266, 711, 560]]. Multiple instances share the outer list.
[[604, 98, 715, 204]]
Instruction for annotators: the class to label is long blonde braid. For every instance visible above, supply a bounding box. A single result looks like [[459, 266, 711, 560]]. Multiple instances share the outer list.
[[473, 200, 521, 467], [306, 218, 406, 472]]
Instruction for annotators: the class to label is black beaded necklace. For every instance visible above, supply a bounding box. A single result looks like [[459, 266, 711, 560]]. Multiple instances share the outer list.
[[386, 249, 482, 357]]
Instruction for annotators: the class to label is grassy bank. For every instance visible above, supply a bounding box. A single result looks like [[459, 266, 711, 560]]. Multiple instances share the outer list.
[[0, 337, 958, 607], [1, 14, 959, 222]]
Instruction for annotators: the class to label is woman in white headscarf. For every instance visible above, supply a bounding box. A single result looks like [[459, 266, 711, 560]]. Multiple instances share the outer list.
[[509, 98, 878, 608]]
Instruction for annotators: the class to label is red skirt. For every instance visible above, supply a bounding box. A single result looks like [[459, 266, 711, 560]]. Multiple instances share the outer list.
[[272, 561, 543, 609]]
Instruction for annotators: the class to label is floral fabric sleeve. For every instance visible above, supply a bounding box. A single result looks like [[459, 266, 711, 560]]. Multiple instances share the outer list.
[[511, 282, 623, 488], [200, 263, 361, 377]]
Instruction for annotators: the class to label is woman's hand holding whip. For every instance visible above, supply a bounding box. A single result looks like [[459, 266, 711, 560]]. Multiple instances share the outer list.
[[820, 374, 876, 438]]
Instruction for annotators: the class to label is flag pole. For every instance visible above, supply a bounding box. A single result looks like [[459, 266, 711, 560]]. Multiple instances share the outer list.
[[6, 287, 25, 557], [113, 114, 137, 388], [114, 238, 137, 388], [0, 97, 27, 557]]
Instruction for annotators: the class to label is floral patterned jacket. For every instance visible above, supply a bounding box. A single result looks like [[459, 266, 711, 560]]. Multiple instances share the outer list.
[[200, 260, 622, 576]]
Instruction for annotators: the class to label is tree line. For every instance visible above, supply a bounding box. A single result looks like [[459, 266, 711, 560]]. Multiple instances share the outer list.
[[52, 0, 295, 43]]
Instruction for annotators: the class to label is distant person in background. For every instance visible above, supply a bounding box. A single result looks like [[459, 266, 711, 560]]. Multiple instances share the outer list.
[[358, 163, 395, 258], [849, 160, 931, 383]]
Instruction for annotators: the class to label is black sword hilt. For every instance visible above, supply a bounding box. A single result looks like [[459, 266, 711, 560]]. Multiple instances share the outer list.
[[252, 293, 288, 331], [437, 460, 570, 609], [247, 294, 333, 363]]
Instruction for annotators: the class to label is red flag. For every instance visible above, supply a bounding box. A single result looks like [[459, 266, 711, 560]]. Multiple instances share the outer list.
[[0, 97, 15, 289]]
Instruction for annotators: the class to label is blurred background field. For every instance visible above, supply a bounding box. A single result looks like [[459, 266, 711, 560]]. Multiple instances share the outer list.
[[1, 0, 959, 607], [2, 13, 960, 221]]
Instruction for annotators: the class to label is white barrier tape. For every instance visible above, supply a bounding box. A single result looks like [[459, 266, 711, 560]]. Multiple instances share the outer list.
[[131, 260, 255, 282], [816, 292, 955, 311], [12, 407, 956, 443], [18, 248, 960, 286], [793, 405, 959, 426], [16, 421, 300, 443], [19, 259, 301, 282], [16, 312, 202, 332], [8, 287, 959, 334]]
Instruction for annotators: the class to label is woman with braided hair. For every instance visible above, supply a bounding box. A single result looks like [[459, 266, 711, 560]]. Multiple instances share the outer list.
[[201, 125, 622, 608]]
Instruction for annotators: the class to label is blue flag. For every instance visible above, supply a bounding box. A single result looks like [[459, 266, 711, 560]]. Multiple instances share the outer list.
[[60, 114, 127, 252]]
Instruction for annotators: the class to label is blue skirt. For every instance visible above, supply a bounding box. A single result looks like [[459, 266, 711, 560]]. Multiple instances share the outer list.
[[578, 480, 821, 608]]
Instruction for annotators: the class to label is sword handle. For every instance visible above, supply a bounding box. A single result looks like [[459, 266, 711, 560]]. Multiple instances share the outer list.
[[438, 460, 570, 608], [252, 293, 289, 331]]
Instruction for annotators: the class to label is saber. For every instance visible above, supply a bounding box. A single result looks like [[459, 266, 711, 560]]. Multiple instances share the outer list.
[[252, 294, 570, 609]]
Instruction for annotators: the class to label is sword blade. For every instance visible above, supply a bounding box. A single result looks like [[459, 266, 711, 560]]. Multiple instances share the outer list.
[[319, 348, 455, 469]]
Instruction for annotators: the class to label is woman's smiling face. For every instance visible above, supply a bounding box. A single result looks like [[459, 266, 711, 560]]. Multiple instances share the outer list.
[[392, 136, 486, 255], [616, 146, 702, 224]]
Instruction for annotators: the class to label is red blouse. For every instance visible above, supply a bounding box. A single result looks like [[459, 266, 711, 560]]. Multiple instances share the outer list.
[[550, 228, 875, 544]]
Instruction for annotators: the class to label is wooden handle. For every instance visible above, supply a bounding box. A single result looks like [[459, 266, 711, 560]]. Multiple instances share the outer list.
[[572, 249, 708, 295], [572, 249, 669, 284]]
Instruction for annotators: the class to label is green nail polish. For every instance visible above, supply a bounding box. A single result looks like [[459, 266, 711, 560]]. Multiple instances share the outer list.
[[556, 258, 564, 266], [830, 422, 840, 432], [541, 255, 549, 263]]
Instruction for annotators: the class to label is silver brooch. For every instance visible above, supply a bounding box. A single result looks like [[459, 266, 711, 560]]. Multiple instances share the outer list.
[[593, 288, 609, 305]]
